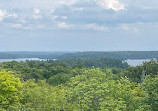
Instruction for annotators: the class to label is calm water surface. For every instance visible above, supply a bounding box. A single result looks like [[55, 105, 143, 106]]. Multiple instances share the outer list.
[[125, 59, 151, 66], [0, 58, 46, 62], [0, 58, 152, 67]]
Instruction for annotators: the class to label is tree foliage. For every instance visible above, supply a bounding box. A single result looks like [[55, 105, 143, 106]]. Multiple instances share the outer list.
[[0, 70, 22, 110], [0, 60, 157, 110]]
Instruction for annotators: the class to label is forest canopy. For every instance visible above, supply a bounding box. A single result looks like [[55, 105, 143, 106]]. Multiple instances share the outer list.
[[0, 59, 157, 110]]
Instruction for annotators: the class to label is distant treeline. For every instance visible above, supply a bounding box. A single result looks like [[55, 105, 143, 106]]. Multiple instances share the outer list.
[[1, 51, 158, 60], [0, 51, 65, 59], [57, 58, 129, 69], [55, 51, 158, 60]]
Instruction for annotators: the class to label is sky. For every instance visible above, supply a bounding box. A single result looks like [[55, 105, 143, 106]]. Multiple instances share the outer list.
[[0, 0, 158, 51]]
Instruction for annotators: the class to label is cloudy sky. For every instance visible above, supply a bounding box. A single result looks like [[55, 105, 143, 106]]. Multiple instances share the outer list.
[[0, 0, 158, 51]]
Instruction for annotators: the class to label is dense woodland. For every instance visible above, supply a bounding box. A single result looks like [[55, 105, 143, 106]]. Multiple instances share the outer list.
[[54, 51, 158, 60], [0, 57, 158, 111], [57, 58, 129, 69], [1, 51, 158, 60]]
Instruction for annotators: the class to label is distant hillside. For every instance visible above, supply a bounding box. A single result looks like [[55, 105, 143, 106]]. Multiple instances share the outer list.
[[0, 51, 158, 60], [55, 51, 158, 60], [0, 51, 68, 59]]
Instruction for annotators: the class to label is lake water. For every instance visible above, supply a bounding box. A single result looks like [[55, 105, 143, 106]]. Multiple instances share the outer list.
[[0, 58, 46, 62], [0, 58, 152, 67], [125, 59, 151, 66]]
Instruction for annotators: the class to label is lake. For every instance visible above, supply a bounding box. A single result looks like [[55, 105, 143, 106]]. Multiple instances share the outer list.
[[0, 58, 46, 62], [0, 58, 152, 67], [125, 59, 151, 66]]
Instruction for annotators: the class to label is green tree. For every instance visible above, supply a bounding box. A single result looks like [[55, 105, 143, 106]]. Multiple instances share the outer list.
[[47, 73, 72, 86], [143, 75, 158, 111], [0, 70, 22, 110], [66, 69, 148, 111], [19, 80, 67, 111]]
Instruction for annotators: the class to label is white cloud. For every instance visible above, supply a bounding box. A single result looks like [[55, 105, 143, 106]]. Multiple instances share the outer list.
[[121, 24, 139, 33], [51, 9, 55, 14], [34, 24, 45, 29], [57, 22, 73, 29], [61, 16, 67, 20], [0, 9, 6, 22], [22, 24, 45, 30], [33, 15, 42, 19], [51, 15, 58, 20], [9, 23, 45, 30], [85, 23, 108, 31], [33, 8, 40, 14], [57, 23, 108, 31], [121, 24, 130, 31], [133, 28, 138, 33], [7, 13, 18, 18], [0, 9, 18, 21], [32, 8, 42, 19], [20, 19, 27, 23], [74, 7, 84, 11], [10, 24, 23, 28], [95, 0, 125, 11]]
